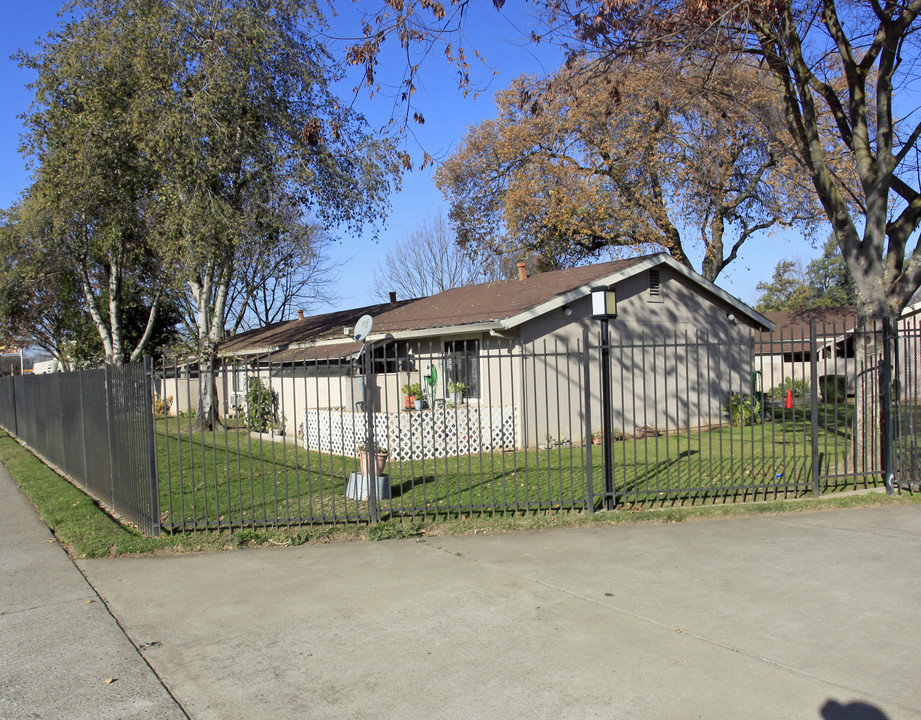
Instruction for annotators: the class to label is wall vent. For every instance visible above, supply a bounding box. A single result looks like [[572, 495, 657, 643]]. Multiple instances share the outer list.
[[647, 269, 663, 302]]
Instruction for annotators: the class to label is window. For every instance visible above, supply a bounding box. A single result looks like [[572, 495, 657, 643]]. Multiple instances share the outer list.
[[444, 340, 480, 398], [355, 341, 415, 375]]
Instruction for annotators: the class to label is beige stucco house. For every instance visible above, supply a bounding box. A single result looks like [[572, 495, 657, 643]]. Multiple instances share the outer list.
[[216, 253, 773, 458]]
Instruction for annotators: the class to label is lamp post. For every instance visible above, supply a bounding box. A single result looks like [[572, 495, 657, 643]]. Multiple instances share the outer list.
[[591, 286, 617, 510]]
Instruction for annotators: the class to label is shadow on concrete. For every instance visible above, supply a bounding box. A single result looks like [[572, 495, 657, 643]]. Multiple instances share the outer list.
[[821, 699, 889, 720]]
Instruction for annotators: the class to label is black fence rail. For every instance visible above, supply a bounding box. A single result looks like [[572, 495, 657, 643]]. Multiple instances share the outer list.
[[1, 319, 914, 537], [0, 359, 159, 536]]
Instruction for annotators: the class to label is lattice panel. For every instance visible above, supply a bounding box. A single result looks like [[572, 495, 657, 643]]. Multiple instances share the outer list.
[[300, 406, 519, 460]]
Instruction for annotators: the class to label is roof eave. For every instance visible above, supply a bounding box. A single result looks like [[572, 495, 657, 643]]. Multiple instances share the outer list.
[[498, 253, 775, 332], [384, 321, 505, 341]]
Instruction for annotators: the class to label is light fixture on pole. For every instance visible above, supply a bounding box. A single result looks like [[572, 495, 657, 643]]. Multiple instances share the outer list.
[[591, 286, 617, 510]]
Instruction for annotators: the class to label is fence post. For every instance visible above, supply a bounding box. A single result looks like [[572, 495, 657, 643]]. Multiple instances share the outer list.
[[143, 357, 161, 536], [10, 372, 18, 437], [599, 318, 615, 510], [582, 328, 594, 513], [881, 318, 895, 495], [362, 342, 379, 524], [104, 364, 117, 510], [810, 319, 821, 497]]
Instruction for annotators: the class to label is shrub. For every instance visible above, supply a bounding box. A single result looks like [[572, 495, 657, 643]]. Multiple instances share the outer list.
[[769, 377, 810, 400], [725, 393, 761, 426], [246, 378, 281, 433], [153, 394, 173, 416], [818, 374, 848, 402]]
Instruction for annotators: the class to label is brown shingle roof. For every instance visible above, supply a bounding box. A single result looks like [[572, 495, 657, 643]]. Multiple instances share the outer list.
[[756, 307, 857, 340], [363, 257, 651, 333], [220, 253, 771, 357], [219, 300, 416, 355], [220, 257, 651, 356]]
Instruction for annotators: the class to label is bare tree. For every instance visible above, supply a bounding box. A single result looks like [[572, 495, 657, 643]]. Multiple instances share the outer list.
[[224, 213, 338, 334], [372, 211, 511, 300]]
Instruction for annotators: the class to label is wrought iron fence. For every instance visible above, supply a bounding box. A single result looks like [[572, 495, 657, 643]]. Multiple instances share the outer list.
[[150, 321, 909, 533], [0, 359, 159, 536], [1, 320, 915, 537]]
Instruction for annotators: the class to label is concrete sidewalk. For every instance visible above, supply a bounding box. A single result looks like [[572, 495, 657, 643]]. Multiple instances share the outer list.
[[3, 451, 920, 720], [79, 504, 921, 720], [0, 462, 188, 719]]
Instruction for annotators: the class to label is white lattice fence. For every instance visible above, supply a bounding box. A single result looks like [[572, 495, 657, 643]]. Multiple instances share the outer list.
[[300, 406, 519, 460]]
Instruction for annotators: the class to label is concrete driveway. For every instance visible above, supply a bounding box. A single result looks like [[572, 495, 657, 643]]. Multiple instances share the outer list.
[[75, 505, 921, 720]]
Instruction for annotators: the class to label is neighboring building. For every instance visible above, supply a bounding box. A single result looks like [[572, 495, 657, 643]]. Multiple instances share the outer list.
[[753, 307, 859, 395], [754, 305, 921, 399], [216, 253, 773, 456]]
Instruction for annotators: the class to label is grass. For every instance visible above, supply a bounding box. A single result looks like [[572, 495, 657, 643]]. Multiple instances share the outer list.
[[154, 403, 890, 531], [3, 428, 918, 558]]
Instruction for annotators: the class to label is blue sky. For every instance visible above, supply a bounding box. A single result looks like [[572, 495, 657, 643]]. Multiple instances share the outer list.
[[0, 1, 825, 316]]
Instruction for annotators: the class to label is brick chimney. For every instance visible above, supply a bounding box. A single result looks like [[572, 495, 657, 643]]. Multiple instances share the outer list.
[[517, 262, 528, 281], [389, 291, 397, 304]]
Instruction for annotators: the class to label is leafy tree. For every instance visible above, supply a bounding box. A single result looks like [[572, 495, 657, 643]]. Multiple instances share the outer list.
[[436, 56, 820, 281], [139, 0, 400, 429], [16, 5, 168, 364], [804, 235, 859, 309], [575, 0, 921, 325], [14, 0, 400, 429], [347, 1, 921, 329], [0, 205, 181, 368], [755, 260, 809, 312], [372, 211, 511, 300], [0, 206, 93, 369], [755, 235, 858, 312]]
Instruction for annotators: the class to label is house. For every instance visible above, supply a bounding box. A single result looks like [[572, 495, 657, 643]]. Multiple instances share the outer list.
[[218, 253, 773, 458], [753, 307, 859, 396], [753, 305, 921, 399]]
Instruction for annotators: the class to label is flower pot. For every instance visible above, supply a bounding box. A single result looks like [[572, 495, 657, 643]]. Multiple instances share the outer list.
[[450, 393, 463, 406], [359, 451, 388, 477], [592, 437, 602, 445], [414, 399, 422, 411]]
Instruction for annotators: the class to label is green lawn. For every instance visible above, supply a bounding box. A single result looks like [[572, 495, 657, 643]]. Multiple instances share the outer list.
[[155, 401, 889, 530]]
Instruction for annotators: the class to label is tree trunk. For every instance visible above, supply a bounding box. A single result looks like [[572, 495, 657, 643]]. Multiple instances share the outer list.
[[189, 263, 230, 432], [192, 344, 221, 432], [848, 304, 898, 479]]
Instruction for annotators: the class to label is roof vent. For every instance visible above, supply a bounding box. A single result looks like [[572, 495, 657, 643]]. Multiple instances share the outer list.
[[517, 262, 528, 281], [389, 291, 397, 304], [297, 309, 305, 320]]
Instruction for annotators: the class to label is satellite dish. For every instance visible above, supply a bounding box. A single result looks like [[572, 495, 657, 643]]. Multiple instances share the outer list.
[[353, 315, 373, 344]]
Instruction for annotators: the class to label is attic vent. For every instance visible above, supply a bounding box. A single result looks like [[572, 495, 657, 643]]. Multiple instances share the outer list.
[[647, 269, 663, 302]]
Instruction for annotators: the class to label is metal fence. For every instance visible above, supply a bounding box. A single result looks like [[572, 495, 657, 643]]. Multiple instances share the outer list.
[[1, 321, 916, 537], [0, 359, 159, 536], [148, 320, 913, 533]]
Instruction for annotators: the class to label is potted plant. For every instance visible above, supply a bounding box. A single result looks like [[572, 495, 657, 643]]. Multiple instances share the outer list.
[[357, 442, 388, 477], [401, 382, 415, 409], [447, 381, 468, 406], [591, 430, 603, 445], [401, 382, 423, 410]]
